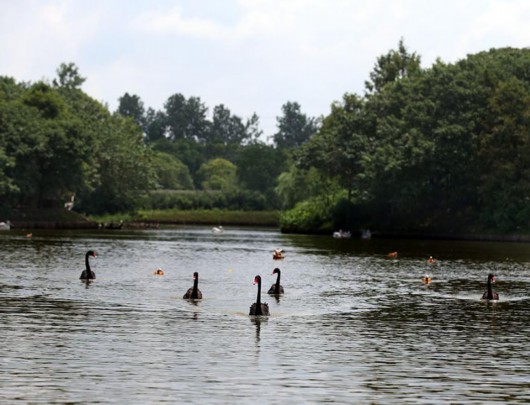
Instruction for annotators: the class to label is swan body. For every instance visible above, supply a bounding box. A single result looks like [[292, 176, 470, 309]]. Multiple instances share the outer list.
[[333, 230, 351, 238], [0, 220, 11, 230], [183, 272, 203, 299], [64, 193, 75, 211], [268, 268, 284, 295], [481, 273, 499, 300], [249, 275, 270, 316], [80, 250, 97, 280], [212, 226, 224, 234], [361, 229, 372, 239]]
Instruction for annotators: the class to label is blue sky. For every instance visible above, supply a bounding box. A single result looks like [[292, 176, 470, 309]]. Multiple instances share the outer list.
[[1, 0, 529, 138]]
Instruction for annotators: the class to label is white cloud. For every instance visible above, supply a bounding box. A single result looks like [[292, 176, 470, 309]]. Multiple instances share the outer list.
[[1, 0, 529, 137], [135, 6, 231, 39]]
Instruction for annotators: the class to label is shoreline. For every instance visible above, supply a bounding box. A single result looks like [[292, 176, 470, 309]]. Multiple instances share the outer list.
[[5, 208, 530, 243]]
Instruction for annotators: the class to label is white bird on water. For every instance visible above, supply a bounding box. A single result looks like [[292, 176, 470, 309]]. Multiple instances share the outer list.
[[0, 220, 12, 230], [64, 193, 75, 211], [212, 226, 224, 234]]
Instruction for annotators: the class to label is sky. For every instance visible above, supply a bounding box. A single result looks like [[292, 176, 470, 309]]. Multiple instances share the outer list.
[[1, 0, 529, 138]]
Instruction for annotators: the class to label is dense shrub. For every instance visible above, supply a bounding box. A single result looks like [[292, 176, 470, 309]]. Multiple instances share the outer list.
[[142, 189, 270, 211]]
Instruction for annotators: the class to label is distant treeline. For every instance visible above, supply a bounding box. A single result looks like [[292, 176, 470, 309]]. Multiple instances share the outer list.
[[1, 41, 529, 235], [0, 62, 317, 215]]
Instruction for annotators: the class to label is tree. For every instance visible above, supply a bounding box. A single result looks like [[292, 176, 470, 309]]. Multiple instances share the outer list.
[[164, 93, 209, 141], [205, 104, 249, 160], [273, 101, 319, 149], [197, 158, 237, 191], [152, 152, 194, 190], [236, 142, 285, 194], [53, 62, 86, 90], [297, 93, 370, 200], [117, 93, 146, 130], [144, 107, 167, 142], [478, 76, 530, 230], [365, 38, 421, 94]]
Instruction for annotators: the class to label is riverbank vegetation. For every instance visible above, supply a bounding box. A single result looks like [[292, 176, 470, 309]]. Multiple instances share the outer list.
[[1, 41, 529, 236]]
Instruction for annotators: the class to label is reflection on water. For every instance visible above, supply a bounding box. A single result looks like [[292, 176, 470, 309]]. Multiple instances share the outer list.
[[1, 227, 530, 403]]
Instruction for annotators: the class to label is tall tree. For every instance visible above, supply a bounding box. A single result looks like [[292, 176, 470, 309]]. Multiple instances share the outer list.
[[164, 93, 209, 141], [297, 93, 370, 200], [273, 101, 319, 150], [365, 38, 421, 94], [53, 62, 86, 90], [117, 93, 146, 130], [144, 107, 167, 142]]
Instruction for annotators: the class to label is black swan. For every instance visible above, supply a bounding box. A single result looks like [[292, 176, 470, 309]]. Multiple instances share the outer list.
[[268, 268, 284, 295], [183, 271, 203, 299], [80, 250, 97, 280], [249, 275, 270, 316], [481, 273, 499, 300]]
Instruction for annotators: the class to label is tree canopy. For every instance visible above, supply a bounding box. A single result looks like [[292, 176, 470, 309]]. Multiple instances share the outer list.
[[2, 43, 529, 237], [288, 45, 530, 234]]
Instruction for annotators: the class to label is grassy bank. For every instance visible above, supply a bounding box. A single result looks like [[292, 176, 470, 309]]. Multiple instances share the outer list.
[[90, 209, 280, 227], [7, 208, 98, 229]]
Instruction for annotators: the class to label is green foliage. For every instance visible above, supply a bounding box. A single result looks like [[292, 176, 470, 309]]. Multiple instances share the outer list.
[[143, 189, 268, 211], [165, 93, 209, 141], [273, 101, 320, 149], [135, 209, 279, 226], [151, 151, 194, 190], [365, 38, 422, 94], [53, 62, 86, 89], [280, 195, 337, 234], [0, 63, 156, 214], [197, 158, 237, 191], [275, 164, 339, 209], [236, 142, 286, 193], [116, 93, 146, 130], [283, 46, 530, 235]]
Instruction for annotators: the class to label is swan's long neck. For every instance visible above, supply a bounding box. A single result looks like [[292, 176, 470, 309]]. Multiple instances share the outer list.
[[192, 276, 199, 296], [275, 271, 281, 289], [85, 253, 91, 273], [487, 277, 493, 300], [256, 279, 262, 307]]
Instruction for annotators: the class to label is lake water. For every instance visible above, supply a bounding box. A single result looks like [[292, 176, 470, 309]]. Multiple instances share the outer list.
[[1, 227, 529, 403]]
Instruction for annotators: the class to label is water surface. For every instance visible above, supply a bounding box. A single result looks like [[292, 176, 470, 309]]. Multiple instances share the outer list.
[[1, 227, 529, 403]]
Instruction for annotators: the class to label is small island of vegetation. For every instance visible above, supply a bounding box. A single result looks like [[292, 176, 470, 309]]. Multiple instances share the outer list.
[[1, 40, 529, 239]]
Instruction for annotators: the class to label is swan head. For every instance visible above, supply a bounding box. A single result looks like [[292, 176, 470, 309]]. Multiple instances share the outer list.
[[193, 271, 199, 280], [254, 275, 261, 285], [488, 273, 495, 283], [87, 250, 97, 258], [272, 268, 280, 275]]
